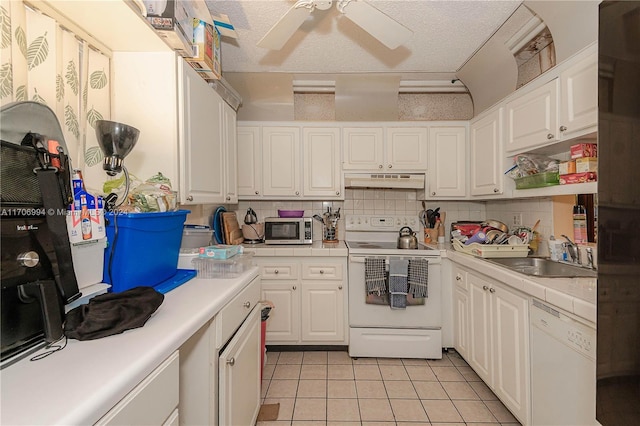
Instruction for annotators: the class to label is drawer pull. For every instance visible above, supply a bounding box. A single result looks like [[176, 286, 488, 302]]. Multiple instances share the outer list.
[[482, 285, 489, 291], [243, 301, 251, 308], [489, 288, 496, 293], [547, 133, 554, 140], [274, 269, 279, 274], [338, 285, 343, 290], [226, 357, 235, 366], [319, 270, 324, 274], [293, 286, 297, 290], [186, 195, 193, 201], [456, 275, 461, 281], [560, 125, 567, 132]]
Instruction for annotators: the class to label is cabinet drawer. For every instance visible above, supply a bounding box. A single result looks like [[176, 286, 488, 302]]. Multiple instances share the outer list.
[[96, 351, 179, 426], [302, 263, 343, 280], [216, 277, 261, 348], [259, 262, 299, 280]]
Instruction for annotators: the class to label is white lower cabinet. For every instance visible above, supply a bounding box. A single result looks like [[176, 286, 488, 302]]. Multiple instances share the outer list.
[[96, 351, 179, 426], [178, 277, 261, 426], [257, 257, 348, 345], [454, 265, 530, 425]]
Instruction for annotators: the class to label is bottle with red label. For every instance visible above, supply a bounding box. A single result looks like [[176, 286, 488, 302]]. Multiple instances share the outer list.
[[573, 203, 587, 244], [80, 194, 92, 240]]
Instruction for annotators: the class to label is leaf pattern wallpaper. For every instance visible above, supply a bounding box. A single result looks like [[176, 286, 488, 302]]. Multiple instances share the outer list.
[[0, 0, 111, 178]]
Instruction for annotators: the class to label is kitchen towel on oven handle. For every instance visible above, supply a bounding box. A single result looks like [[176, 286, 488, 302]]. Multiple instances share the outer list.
[[365, 257, 386, 296], [389, 258, 408, 309], [408, 258, 429, 298]]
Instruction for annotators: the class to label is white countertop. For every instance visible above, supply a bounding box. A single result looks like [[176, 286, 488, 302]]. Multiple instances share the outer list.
[[242, 240, 348, 257], [0, 268, 259, 426], [443, 248, 596, 323]]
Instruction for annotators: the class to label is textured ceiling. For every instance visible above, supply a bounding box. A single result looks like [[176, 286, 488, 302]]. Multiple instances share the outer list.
[[205, 0, 523, 79]]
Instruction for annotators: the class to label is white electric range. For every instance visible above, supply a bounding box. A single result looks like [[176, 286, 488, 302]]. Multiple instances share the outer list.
[[345, 215, 442, 359]]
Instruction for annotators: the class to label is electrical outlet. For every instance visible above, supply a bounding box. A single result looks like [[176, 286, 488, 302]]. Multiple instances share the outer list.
[[513, 213, 523, 227]]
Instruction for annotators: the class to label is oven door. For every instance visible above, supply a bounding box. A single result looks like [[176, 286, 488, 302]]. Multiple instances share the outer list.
[[348, 255, 441, 328]]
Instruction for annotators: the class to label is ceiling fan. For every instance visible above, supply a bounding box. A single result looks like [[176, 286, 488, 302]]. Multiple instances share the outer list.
[[257, 0, 413, 50]]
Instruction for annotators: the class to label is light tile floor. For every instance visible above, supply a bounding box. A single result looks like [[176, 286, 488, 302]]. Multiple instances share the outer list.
[[258, 349, 521, 426]]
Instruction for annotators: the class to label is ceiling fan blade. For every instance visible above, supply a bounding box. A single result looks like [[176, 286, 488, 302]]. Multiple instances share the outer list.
[[257, 1, 314, 50], [340, 0, 413, 49]]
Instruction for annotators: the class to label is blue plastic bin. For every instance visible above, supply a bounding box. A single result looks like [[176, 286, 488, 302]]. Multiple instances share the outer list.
[[103, 210, 190, 293]]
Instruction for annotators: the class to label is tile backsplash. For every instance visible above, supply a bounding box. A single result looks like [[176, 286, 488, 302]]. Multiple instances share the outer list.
[[184, 193, 554, 251]]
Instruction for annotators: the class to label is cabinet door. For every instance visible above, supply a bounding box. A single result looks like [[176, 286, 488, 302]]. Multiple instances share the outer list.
[[261, 282, 300, 342], [300, 281, 345, 342], [454, 287, 469, 359], [262, 127, 301, 197], [237, 126, 262, 197], [467, 273, 493, 384], [505, 79, 559, 154], [491, 283, 530, 424], [178, 59, 224, 204], [386, 127, 428, 171], [560, 53, 597, 138], [427, 126, 466, 197], [303, 127, 342, 198], [219, 306, 261, 426], [222, 102, 238, 203], [470, 108, 503, 196], [342, 127, 384, 170]]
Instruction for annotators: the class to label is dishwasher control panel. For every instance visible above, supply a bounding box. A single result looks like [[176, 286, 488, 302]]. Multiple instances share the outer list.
[[531, 299, 596, 360]]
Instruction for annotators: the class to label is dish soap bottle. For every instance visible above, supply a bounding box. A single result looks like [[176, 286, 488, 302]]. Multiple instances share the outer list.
[[573, 200, 587, 244]]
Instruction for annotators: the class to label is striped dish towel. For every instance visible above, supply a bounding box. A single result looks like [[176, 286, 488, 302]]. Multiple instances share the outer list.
[[365, 257, 387, 296], [408, 258, 429, 298], [389, 258, 408, 309]]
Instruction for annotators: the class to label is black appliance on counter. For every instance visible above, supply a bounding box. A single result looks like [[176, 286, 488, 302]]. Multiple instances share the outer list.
[[1, 102, 81, 367], [596, 2, 640, 424]]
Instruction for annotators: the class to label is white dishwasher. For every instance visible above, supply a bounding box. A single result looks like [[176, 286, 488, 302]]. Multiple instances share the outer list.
[[530, 299, 597, 426]]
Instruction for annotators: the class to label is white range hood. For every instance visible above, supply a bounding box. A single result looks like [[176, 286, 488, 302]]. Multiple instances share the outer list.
[[344, 173, 425, 189]]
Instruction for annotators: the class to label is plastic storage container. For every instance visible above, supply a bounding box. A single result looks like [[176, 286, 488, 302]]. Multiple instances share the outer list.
[[103, 210, 189, 292], [192, 253, 254, 278], [180, 225, 213, 249], [514, 171, 559, 190]]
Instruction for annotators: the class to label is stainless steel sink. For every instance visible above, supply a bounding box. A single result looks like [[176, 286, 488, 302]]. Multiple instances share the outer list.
[[485, 257, 597, 278]]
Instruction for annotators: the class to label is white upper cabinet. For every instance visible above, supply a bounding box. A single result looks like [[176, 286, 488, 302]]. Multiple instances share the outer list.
[[303, 127, 342, 198], [237, 127, 262, 198], [470, 108, 504, 196], [178, 59, 224, 204], [342, 127, 428, 171], [505, 79, 559, 154], [386, 127, 429, 171], [342, 127, 385, 170], [262, 127, 302, 197], [427, 126, 466, 198], [112, 52, 236, 205], [560, 52, 598, 139]]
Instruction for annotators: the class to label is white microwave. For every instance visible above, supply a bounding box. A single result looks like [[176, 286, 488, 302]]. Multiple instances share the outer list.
[[263, 217, 313, 245]]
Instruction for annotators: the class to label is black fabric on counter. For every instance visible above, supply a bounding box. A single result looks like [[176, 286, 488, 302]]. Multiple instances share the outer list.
[[64, 287, 163, 341]]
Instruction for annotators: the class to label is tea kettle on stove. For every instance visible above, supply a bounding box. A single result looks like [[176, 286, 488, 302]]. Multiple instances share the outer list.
[[397, 226, 418, 249]]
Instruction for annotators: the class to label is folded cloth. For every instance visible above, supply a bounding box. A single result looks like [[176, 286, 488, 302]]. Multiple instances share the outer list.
[[65, 286, 164, 341], [365, 257, 387, 296], [388, 258, 409, 294], [389, 258, 408, 309], [408, 258, 429, 298]]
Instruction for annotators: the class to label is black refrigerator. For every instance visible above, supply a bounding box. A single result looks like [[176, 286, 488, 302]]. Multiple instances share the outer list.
[[596, 2, 640, 425]]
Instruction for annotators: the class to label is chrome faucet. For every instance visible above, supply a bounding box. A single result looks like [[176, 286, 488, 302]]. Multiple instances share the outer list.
[[585, 247, 594, 269], [560, 235, 581, 265]]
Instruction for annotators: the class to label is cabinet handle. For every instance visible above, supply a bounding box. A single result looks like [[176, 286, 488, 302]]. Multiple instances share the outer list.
[[295, 191, 300, 196], [493, 188, 499, 193], [338, 285, 343, 290], [378, 165, 383, 169], [489, 287, 496, 293], [482, 285, 489, 291], [547, 133, 554, 140], [560, 125, 567, 132], [255, 191, 259, 195], [319, 270, 324, 274], [431, 192, 436, 196], [336, 191, 340, 196], [243, 301, 251, 308], [388, 164, 392, 168], [293, 285, 297, 290], [226, 196, 231, 201], [456, 275, 461, 281], [186, 195, 193, 201], [226, 357, 235, 366], [274, 269, 279, 274]]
